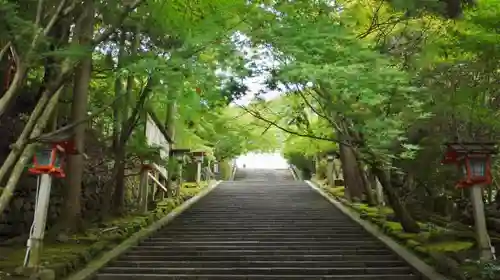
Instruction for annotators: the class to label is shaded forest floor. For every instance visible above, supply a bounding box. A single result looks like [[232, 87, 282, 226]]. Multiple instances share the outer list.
[[312, 178, 500, 280]]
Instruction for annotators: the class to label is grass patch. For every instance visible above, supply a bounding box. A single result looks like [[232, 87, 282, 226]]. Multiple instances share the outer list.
[[0, 181, 212, 279]]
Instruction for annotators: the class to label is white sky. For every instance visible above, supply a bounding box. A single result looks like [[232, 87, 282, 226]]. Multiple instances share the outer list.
[[236, 152, 289, 169], [233, 75, 282, 106]]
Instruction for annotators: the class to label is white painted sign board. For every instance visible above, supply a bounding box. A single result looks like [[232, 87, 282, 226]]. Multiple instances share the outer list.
[[145, 114, 169, 178]]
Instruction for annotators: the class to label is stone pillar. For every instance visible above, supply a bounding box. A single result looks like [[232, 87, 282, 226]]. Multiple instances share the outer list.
[[213, 162, 219, 173], [326, 154, 335, 187], [470, 184, 493, 260], [196, 160, 202, 184]]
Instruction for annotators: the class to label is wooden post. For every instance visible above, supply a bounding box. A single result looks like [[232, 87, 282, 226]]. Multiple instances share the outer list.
[[196, 160, 202, 184], [326, 156, 334, 187], [155, 171, 164, 200], [470, 184, 494, 260], [138, 169, 149, 214], [25, 174, 52, 268], [177, 162, 183, 194]]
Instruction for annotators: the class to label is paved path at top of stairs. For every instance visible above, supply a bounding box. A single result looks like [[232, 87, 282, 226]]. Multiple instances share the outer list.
[[94, 168, 422, 279]]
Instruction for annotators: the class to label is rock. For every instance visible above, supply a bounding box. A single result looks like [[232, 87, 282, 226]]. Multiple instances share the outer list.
[[0, 223, 14, 236], [487, 217, 500, 232], [428, 251, 467, 280], [13, 199, 23, 212], [29, 269, 55, 280], [56, 233, 70, 243]]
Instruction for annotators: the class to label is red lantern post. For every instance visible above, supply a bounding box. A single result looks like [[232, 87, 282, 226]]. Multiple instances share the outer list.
[[441, 142, 496, 260], [24, 139, 76, 268]]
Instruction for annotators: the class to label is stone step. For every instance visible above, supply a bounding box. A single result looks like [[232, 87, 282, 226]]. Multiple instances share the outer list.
[[156, 228, 366, 233], [110, 260, 408, 268], [119, 254, 401, 262], [124, 249, 399, 256], [99, 266, 415, 275], [95, 274, 419, 280], [132, 244, 387, 251], [146, 235, 373, 241], [140, 240, 379, 245]]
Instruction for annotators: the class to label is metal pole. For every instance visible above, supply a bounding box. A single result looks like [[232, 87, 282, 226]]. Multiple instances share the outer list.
[[25, 174, 52, 268], [470, 184, 493, 260]]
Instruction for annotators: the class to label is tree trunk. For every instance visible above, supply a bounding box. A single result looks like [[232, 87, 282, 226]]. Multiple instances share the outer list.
[[59, 0, 94, 232], [112, 146, 126, 214], [111, 30, 129, 215], [101, 31, 127, 216], [113, 27, 140, 213], [164, 91, 177, 197], [371, 163, 420, 233], [338, 138, 365, 201]]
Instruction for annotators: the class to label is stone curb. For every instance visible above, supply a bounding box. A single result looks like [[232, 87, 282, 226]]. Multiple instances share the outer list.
[[305, 180, 450, 280], [288, 165, 302, 181], [288, 165, 297, 180], [65, 180, 223, 280], [229, 164, 237, 181]]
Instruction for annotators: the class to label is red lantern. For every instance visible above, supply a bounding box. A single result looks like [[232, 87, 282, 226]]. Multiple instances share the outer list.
[[28, 140, 76, 178], [441, 142, 496, 189], [29, 146, 65, 178]]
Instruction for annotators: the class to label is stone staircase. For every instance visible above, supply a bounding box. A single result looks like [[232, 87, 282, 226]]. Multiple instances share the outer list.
[[93, 169, 422, 279]]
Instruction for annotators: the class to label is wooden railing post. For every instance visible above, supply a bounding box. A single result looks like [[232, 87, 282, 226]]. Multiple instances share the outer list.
[[138, 168, 149, 214], [156, 171, 165, 200]]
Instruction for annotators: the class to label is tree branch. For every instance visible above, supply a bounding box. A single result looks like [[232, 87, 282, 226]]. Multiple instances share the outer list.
[[35, 0, 45, 26], [0, 42, 12, 62], [30, 80, 137, 143], [146, 108, 173, 143], [38, 0, 69, 45], [239, 105, 351, 146], [92, 0, 145, 46], [120, 77, 154, 145]]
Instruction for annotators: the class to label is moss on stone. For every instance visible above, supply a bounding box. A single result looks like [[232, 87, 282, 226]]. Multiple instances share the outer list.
[[382, 221, 403, 233], [414, 245, 429, 254], [326, 186, 345, 197], [394, 232, 419, 240], [406, 239, 421, 249], [424, 241, 474, 252]]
